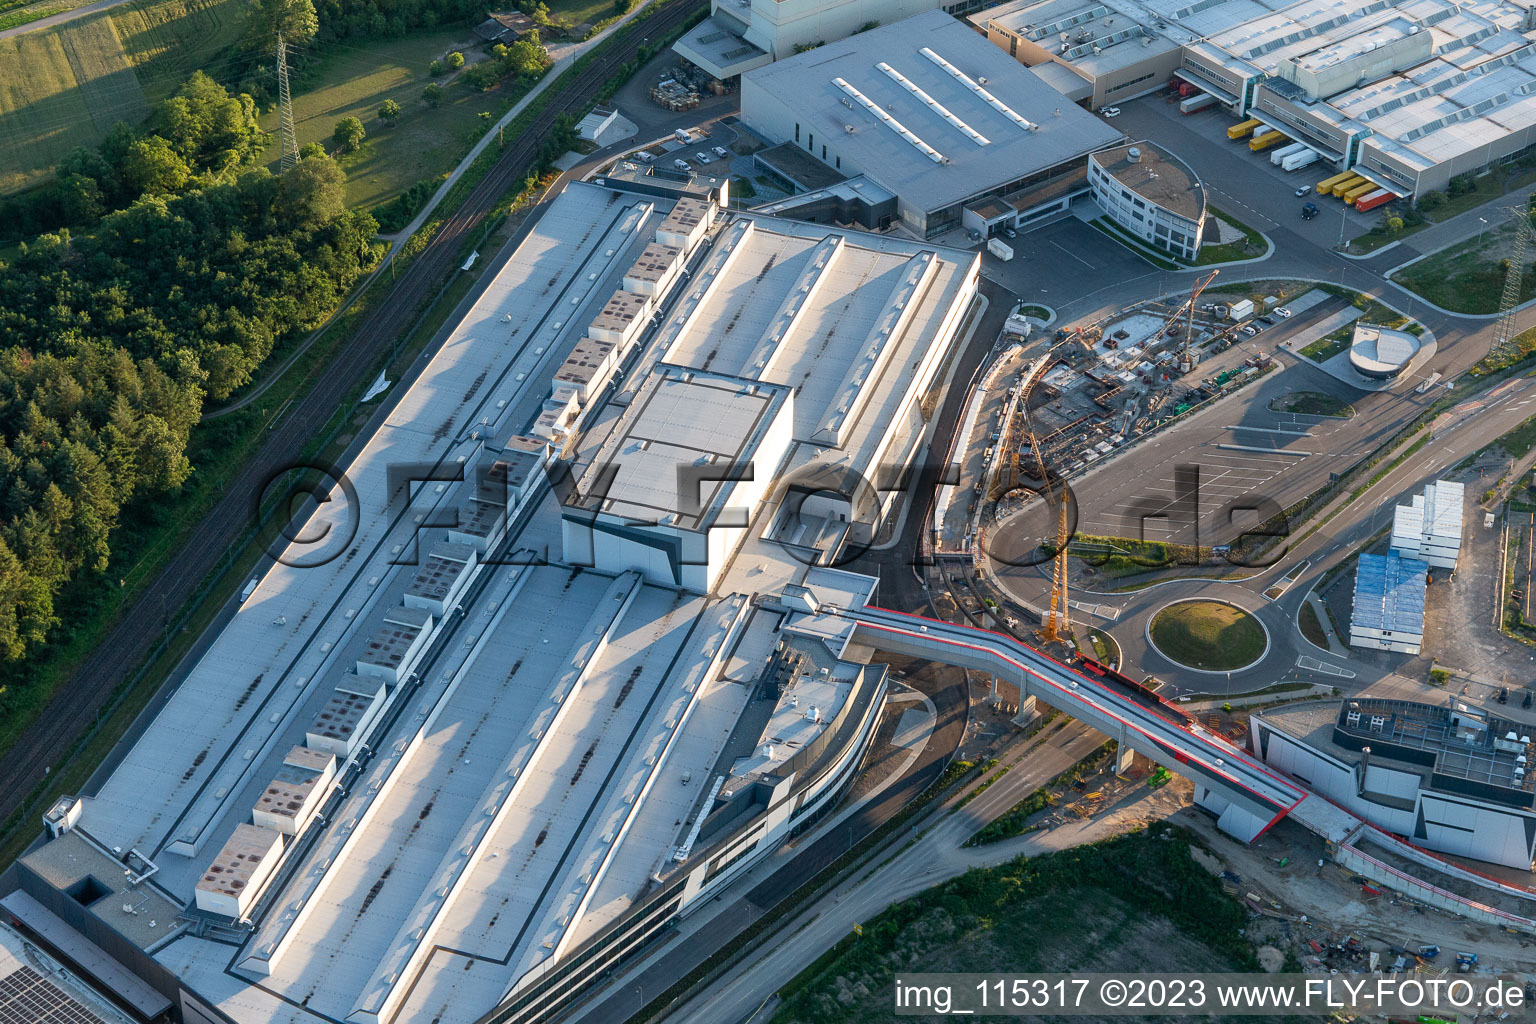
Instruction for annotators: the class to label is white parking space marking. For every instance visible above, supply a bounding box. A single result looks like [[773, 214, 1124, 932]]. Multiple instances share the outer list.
[[1050, 239, 1095, 269]]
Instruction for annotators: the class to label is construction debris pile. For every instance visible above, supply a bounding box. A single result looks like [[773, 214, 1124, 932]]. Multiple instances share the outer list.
[[650, 62, 730, 111]]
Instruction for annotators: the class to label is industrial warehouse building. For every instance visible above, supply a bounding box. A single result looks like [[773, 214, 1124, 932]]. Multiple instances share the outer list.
[[1392, 478, 1465, 570], [1349, 551, 1429, 654], [741, 10, 1125, 237], [1252, 697, 1536, 869], [0, 178, 981, 1024], [975, 0, 1536, 199], [674, 0, 950, 79]]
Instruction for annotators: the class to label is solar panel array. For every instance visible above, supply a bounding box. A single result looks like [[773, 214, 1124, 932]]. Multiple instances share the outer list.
[[0, 965, 112, 1024]]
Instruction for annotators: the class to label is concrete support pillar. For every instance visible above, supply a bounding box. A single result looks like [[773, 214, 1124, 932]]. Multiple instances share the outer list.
[[988, 675, 999, 703], [1011, 692, 1038, 729], [1115, 728, 1135, 773]]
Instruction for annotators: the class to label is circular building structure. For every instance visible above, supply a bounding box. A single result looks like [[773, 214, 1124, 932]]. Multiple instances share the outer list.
[[1088, 141, 1207, 261], [1348, 322, 1421, 380]]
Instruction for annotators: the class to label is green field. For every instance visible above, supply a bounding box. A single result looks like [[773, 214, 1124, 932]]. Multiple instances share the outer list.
[[0, 0, 245, 193], [771, 826, 1311, 1024], [258, 29, 529, 212], [549, 0, 620, 32], [1269, 390, 1354, 418], [1390, 221, 1536, 314], [1149, 600, 1267, 671]]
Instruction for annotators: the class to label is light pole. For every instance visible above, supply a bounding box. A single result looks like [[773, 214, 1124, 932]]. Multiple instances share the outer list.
[[1477, 216, 1489, 248]]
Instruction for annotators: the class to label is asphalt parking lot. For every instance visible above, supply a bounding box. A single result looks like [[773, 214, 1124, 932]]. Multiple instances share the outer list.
[[980, 208, 1184, 308], [1112, 95, 1382, 249]]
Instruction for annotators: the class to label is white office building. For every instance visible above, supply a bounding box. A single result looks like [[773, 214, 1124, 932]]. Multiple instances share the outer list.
[[1391, 479, 1465, 570]]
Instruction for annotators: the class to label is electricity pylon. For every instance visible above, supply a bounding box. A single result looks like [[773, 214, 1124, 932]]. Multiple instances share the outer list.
[[277, 32, 299, 171]]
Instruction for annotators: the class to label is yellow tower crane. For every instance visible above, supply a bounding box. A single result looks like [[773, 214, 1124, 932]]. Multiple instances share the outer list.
[[1019, 353, 1073, 644]]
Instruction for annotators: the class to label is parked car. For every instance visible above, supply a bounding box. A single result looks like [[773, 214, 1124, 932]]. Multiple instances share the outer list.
[[1240, 325, 1258, 337], [1274, 306, 1292, 318], [674, 158, 691, 171], [712, 145, 729, 158], [1294, 185, 1310, 197], [636, 150, 654, 163], [1004, 227, 1017, 239], [695, 151, 714, 163], [1100, 106, 1121, 117]]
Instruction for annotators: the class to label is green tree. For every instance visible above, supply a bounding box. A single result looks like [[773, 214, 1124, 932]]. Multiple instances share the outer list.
[[379, 98, 402, 123], [56, 174, 104, 224], [299, 141, 327, 160], [447, 50, 465, 68], [505, 36, 549, 77], [332, 116, 366, 153], [429, 58, 444, 76], [120, 136, 191, 194], [277, 154, 347, 226], [422, 82, 444, 107], [148, 71, 264, 178], [1384, 215, 1404, 234], [255, 0, 318, 44]]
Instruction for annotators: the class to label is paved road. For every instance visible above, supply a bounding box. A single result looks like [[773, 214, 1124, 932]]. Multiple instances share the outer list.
[[565, 654, 969, 1024], [0, 0, 710, 842], [662, 722, 1107, 1024], [0, 0, 130, 40]]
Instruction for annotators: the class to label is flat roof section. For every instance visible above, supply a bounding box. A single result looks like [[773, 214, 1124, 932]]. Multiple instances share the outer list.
[[307, 685, 381, 746], [17, 831, 183, 953], [1092, 141, 1204, 221], [755, 142, 847, 192], [357, 606, 432, 674], [626, 242, 683, 284], [589, 290, 649, 337], [197, 824, 282, 900], [405, 544, 475, 604], [656, 197, 711, 237], [569, 367, 792, 530], [1352, 551, 1428, 635], [744, 9, 1123, 215]]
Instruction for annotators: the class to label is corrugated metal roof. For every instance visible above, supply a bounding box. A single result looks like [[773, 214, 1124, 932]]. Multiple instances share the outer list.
[[1352, 551, 1429, 634]]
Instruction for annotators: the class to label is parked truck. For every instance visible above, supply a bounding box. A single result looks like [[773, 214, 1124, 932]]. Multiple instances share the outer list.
[[1353, 188, 1395, 212], [1228, 298, 1255, 321], [1270, 141, 1307, 166], [1227, 118, 1261, 140], [1316, 170, 1354, 194], [1281, 149, 1320, 172], [987, 238, 1014, 261], [1179, 92, 1217, 114], [1331, 174, 1367, 197], [1343, 180, 1377, 205], [1249, 130, 1287, 152]]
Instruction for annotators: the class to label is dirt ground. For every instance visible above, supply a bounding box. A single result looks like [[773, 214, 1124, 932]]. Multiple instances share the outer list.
[[1177, 808, 1536, 982]]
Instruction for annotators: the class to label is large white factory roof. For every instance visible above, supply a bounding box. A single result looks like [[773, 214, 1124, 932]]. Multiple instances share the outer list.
[[985, 0, 1536, 183], [39, 180, 979, 1024], [744, 9, 1123, 212]]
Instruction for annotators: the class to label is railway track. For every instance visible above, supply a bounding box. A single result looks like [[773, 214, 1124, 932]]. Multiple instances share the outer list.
[[0, 0, 705, 838]]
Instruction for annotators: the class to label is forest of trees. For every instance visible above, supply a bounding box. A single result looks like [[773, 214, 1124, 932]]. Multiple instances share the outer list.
[[0, 69, 380, 665]]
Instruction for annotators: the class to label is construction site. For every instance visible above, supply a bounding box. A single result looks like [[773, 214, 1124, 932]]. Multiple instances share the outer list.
[[988, 278, 1276, 502]]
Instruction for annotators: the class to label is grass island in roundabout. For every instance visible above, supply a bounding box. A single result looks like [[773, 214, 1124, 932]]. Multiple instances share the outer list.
[[1147, 599, 1269, 672]]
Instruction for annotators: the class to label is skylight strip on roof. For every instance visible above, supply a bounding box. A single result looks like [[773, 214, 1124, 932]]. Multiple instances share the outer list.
[[918, 47, 1036, 131], [876, 61, 991, 145], [831, 76, 946, 163]]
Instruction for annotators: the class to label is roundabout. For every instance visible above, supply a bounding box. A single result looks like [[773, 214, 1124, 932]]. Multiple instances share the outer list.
[[1146, 598, 1270, 673]]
